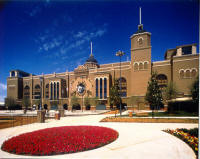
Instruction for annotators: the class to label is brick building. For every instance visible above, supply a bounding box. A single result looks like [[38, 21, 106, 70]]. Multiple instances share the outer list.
[[7, 19, 199, 111]]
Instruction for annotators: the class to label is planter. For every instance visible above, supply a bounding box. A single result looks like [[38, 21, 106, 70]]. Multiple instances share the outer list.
[[129, 111, 133, 117]]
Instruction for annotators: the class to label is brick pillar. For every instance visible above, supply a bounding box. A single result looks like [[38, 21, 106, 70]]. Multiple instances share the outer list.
[[37, 110, 45, 123]]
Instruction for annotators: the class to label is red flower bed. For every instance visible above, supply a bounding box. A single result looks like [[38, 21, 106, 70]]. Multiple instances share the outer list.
[[1, 126, 118, 156]]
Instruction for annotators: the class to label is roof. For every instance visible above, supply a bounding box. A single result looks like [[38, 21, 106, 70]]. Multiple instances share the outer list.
[[85, 54, 98, 64]]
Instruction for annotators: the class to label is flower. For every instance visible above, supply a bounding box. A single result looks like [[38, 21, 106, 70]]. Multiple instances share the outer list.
[[163, 128, 198, 156], [1, 126, 118, 156]]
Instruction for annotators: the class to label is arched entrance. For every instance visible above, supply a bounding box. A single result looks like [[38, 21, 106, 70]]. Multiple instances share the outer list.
[[44, 104, 48, 110], [63, 104, 68, 110], [86, 105, 91, 110], [72, 104, 81, 110]]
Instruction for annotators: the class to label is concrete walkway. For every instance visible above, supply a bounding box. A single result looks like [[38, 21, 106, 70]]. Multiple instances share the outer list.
[[0, 114, 198, 159]]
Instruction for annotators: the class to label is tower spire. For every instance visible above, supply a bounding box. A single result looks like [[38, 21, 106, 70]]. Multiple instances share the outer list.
[[90, 42, 93, 56], [138, 7, 143, 31]]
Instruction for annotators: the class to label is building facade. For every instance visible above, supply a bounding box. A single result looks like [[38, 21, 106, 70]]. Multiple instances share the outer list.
[[7, 22, 199, 111]]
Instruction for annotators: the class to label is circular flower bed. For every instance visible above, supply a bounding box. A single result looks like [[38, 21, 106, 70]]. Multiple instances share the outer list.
[[1, 126, 118, 156]]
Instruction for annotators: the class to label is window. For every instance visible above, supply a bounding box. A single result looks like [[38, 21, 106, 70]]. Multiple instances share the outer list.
[[104, 78, 107, 98], [139, 63, 143, 70], [57, 82, 59, 99], [144, 62, 148, 69], [182, 46, 192, 55], [180, 70, 184, 79], [191, 69, 197, 78], [11, 71, 15, 77], [100, 78, 102, 99], [50, 83, 53, 100], [185, 70, 190, 78], [117, 77, 127, 97], [156, 74, 168, 90], [34, 84, 41, 99], [134, 63, 138, 70], [54, 82, 56, 99], [24, 85, 30, 98], [45, 84, 49, 99], [96, 79, 98, 97]]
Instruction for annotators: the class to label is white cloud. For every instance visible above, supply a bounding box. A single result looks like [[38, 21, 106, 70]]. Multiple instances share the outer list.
[[29, 6, 42, 17], [0, 83, 6, 90], [74, 31, 87, 38], [0, 95, 5, 103], [0, 83, 6, 103]]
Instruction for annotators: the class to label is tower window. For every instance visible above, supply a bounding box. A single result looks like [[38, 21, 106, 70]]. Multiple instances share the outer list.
[[139, 63, 143, 70], [180, 70, 184, 79], [134, 63, 139, 70], [185, 70, 190, 78]]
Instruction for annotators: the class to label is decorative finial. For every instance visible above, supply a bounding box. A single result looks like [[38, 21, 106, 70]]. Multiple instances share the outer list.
[[90, 42, 93, 56]]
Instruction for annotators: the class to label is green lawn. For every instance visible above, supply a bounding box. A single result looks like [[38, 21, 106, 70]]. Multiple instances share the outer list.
[[148, 111, 198, 117], [119, 111, 198, 117]]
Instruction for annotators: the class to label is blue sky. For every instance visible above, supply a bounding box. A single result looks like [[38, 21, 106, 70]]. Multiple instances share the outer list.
[[0, 0, 199, 102]]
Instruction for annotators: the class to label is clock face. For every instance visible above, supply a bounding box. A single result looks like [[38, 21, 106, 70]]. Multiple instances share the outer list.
[[77, 83, 85, 95]]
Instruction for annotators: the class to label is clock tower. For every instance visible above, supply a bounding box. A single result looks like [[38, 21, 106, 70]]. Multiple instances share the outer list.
[[130, 8, 152, 96]]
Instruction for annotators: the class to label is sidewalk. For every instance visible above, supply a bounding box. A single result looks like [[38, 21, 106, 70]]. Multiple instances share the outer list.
[[0, 114, 198, 159]]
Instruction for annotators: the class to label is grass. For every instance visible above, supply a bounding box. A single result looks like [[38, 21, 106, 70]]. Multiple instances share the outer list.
[[119, 111, 198, 117], [148, 111, 198, 117]]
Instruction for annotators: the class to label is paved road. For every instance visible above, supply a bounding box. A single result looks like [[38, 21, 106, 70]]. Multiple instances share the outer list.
[[0, 114, 198, 159]]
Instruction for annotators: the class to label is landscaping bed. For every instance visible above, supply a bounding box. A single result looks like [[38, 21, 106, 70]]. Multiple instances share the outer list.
[[100, 116, 198, 123], [164, 128, 198, 156], [1, 126, 118, 156]]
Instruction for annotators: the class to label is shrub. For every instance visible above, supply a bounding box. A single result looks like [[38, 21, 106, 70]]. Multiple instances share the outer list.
[[168, 100, 198, 113]]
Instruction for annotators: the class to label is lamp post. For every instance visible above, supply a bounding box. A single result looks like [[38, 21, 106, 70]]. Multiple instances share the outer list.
[[40, 77, 43, 110], [116, 50, 125, 116]]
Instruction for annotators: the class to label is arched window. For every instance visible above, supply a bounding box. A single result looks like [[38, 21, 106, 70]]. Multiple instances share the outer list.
[[11, 71, 15, 77], [50, 83, 53, 100], [185, 70, 190, 78], [104, 78, 107, 98], [34, 84, 41, 99], [57, 82, 59, 99], [144, 62, 148, 69], [134, 63, 139, 70], [96, 79, 98, 97], [100, 78, 102, 99], [180, 70, 184, 79], [139, 63, 143, 70], [24, 85, 30, 98], [117, 77, 127, 97], [156, 74, 168, 90], [191, 69, 197, 78], [45, 84, 49, 99], [54, 82, 56, 99]]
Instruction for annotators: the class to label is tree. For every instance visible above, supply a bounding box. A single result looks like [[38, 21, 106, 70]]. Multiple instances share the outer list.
[[145, 72, 163, 117], [164, 81, 177, 101], [191, 76, 199, 105], [84, 97, 90, 107], [71, 95, 79, 111], [5, 97, 16, 111], [22, 97, 30, 114], [109, 80, 121, 109]]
